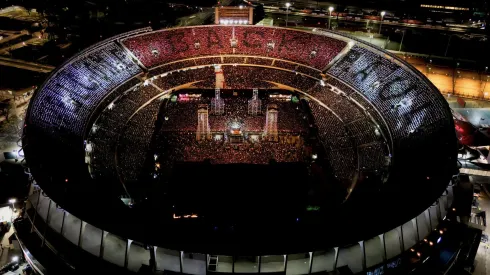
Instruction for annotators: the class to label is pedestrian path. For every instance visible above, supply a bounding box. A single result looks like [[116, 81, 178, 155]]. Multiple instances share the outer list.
[[472, 183, 490, 274]]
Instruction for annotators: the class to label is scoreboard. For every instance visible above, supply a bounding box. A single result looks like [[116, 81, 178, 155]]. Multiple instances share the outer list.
[[215, 6, 253, 25]]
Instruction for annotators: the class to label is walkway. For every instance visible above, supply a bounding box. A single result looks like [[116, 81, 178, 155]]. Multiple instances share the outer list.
[[0, 206, 22, 270], [0, 56, 54, 73], [472, 180, 490, 275]]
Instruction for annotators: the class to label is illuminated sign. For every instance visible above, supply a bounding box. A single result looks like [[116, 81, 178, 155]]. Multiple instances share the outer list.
[[215, 6, 253, 25], [420, 4, 469, 11]]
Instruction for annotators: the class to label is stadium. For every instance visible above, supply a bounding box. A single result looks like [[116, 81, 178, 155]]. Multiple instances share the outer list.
[[19, 26, 458, 274]]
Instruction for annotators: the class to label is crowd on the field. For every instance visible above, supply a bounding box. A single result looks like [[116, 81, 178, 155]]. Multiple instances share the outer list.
[[158, 95, 308, 134], [157, 132, 305, 166]]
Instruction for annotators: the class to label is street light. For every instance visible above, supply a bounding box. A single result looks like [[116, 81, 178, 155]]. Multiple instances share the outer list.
[[9, 198, 16, 208], [379, 11, 386, 34], [444, 34, 463, 57], [328, 6, 334, 30], [396, 29, 406, 52], [285, 2, 291, 27]]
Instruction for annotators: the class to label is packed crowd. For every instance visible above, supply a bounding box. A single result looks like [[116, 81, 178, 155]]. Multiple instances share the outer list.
[[225, 66, 319, 90], [328, 46, 449, 140], [344, 118, 380, 147], [358, 143, 388, 171], [219, 67, 275, 89], [244, 57, 273, 66], [195, 57, 222, 66], [152, 67, 216, 90], [149, 60, 198, 76], [307, 100, 349, 149], [176, 65, 321, 91], [328, 148, 357, 180], [307, 100, 358, 180], [121, 26, 346, 69], [117, 99, 162, 182], [308, 85, 365, 123], [29, 42, 142, 138], [88, 83, 389, 184], [274, 60, 297, 71], [88, 84, 161, 179], [148, 56, 320, 78], [157, 132, 305, 165], [158, 95, 308, 134]]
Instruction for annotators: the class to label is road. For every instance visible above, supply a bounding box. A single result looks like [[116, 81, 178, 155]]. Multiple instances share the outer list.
[[265, 9, 485, 34], [177, 8, 215, 26], [176, 0, 236, 27], [0, 31, 28, 45], [0, 56, 54, 73], [469, 178, 490, 275]]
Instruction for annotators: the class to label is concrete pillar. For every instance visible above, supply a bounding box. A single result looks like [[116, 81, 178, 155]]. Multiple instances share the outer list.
[[180, 251, 184, 273], [78, 220, 86, 247], [125, 239, 133, 269], [399, 225, 405, 252], [308, 252, 313, 274], [30, 190, 41, 233], [60, 211, 66, 235], [41, 199, 52, 247], [360, 241, 366, 270], [333, 248, 339, 269], [438, 200, 443, 221], [257, 256, 261, 273], [99, 231, 108, 259], [413, 218, 419, 241], [215, 7, 219, 24], [427, 207, 433, 229], [380, 234, 387, 262], [149, 246, 156, 272]]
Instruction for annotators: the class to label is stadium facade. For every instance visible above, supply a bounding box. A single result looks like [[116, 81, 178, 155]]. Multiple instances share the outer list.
[[18, 26, 458, 274]]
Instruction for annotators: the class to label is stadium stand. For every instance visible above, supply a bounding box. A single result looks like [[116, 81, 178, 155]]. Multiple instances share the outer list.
[[121, 26, 346, 69], [28, 42, 142, 140]]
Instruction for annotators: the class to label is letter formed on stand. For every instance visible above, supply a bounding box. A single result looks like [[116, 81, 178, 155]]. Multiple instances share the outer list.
[[379, 76, 419, 101], [207, 29, 223, 49], [277, 32, 296, 55], [354, 61, 380, 82], [168, 31, 190, 53], [378, 76, 432, 130], [340, 48, 362, 74], [242, 30, 264, 49]]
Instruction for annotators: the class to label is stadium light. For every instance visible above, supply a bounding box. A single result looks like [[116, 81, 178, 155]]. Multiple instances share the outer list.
[[379, 11, 386, 34], [328, 7, 334, 29], [9, 198, 16, 213], [285, 3, 291, 27]]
